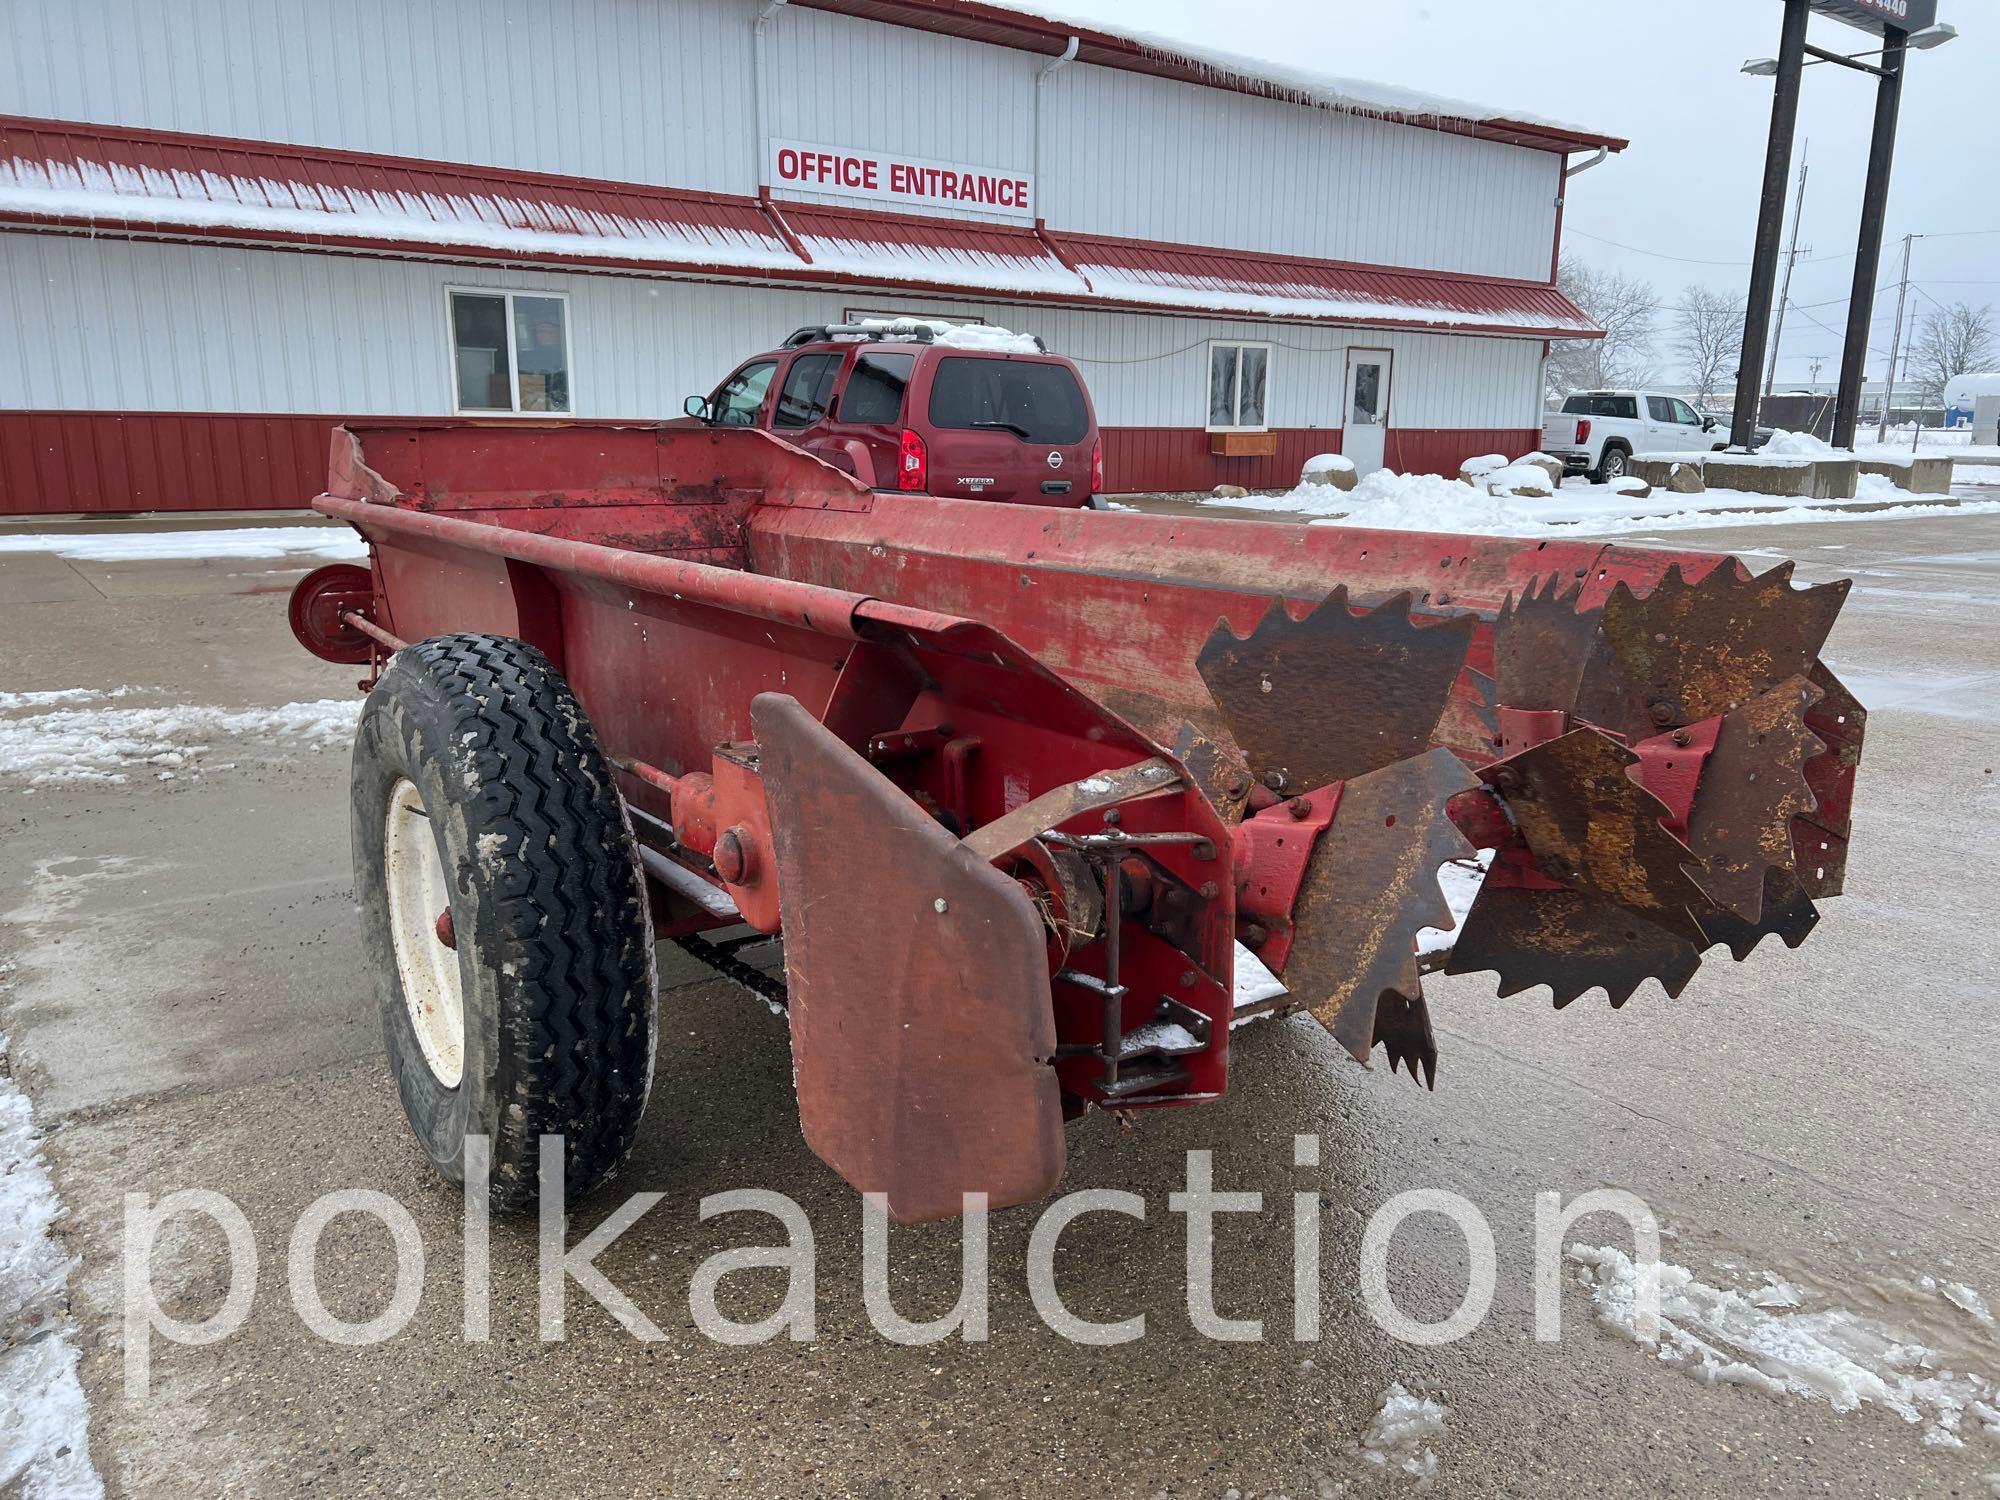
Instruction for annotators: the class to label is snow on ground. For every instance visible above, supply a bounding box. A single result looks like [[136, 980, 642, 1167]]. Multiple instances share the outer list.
[[1352, 1383, 1448, 1486], [0, 526, 363, 563], [1568, 1244, 2000, 1452], [1417, 851, 1494, 957], [1206, 466, 2000, 537], [0, 1025, 105, 1500], [0, 691, 360, 788]]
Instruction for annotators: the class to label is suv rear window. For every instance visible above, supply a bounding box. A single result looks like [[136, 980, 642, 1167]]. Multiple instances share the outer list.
[[928, 357, 1088, 445], [1562, 394, 1639, 420], [842, 351, 916, 425]]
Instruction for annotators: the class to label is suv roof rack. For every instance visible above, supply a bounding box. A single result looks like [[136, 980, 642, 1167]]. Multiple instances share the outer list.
[[782, 321, 940, 348]]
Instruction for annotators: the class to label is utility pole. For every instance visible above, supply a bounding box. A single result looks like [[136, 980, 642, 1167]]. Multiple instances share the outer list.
[[1832, 25, 1909, 448], [1731, 0, 1811, 450], [1765, 156, 1810, 399], [1876, 233, 1916, 444]]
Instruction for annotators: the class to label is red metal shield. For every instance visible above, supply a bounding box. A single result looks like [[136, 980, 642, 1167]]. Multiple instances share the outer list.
[[752, 692, 1066, 1224]]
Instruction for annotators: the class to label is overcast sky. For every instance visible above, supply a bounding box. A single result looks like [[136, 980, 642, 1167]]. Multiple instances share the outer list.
[[1039, 1, 1995, 385]]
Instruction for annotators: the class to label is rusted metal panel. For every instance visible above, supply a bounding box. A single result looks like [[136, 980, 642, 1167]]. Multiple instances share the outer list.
[[1284, 749, 1479, 1087], [1447, 886, 1703, 1010], [754, 691, 1065, 1224], [1198, 587, 1474, 792], [1479, 727, 1707, 940], [1683, 676, 1824, 925], [1597, 561, 1850, 740]]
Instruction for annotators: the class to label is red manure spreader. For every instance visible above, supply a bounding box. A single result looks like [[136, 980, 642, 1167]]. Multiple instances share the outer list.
[[289, 423, 1863, 1222]]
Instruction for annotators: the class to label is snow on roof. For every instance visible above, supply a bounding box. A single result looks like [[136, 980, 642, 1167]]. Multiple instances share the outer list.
[[0, 120, 1600, 339], [836, 0, 1623, 150]]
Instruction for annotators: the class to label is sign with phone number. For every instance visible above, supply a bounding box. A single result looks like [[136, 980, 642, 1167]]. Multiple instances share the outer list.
[[1808, 0, 1939, 35]]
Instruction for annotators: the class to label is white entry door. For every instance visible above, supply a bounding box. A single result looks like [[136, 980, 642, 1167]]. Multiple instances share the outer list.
[[1343, 348, 1393, 475]]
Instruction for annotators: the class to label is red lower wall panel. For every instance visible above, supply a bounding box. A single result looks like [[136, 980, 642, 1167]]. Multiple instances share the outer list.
[[0, 412, 1543, 516], [1101, 426, 1540, 494], [0, 410, 369, 516]]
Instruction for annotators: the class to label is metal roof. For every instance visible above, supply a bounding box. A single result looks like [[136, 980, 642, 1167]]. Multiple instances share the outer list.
[[0, 116, 1600, 339]]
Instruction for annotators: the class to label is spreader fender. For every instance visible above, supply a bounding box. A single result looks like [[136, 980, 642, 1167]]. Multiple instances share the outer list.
[[752, 691, 1066, 1225]]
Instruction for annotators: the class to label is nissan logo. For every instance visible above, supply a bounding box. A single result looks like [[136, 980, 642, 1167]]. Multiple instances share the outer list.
[[1046, 451, 1064, 470]]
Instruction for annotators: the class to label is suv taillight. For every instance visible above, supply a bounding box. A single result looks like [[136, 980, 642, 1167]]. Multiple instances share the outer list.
[[1575, 419, 1592, 444], [898, 428, 928, 492], [1091, 440, 1104, 493]]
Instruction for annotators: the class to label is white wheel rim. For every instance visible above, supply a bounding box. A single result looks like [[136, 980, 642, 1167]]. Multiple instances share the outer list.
[[384, 778, 465, 1088]]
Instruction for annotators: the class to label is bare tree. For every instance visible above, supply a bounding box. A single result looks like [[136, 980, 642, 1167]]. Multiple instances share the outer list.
[[1547, 256, 1661, 403], [1672, 284, 1744, 405], [1906, 301, 1996, 405]]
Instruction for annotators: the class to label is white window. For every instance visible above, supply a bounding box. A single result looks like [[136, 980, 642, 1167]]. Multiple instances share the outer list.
[[448, 289, 573, 414], [1207, 342, 1270, 431]]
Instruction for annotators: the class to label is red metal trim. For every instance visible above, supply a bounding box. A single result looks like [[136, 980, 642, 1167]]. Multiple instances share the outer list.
[[785, 0, 1627, 154], [757, 186, 816, 265], [315, 493, 873, 639], [1033, 217, 1094, 291]]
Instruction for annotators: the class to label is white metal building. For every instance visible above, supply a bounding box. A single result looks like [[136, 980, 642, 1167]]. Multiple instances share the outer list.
[[0, 0, 1620, 512]]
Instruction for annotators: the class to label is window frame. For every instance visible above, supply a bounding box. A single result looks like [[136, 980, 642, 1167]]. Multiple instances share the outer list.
[[445, 286, 575, 417], [709, 358, 780, 427], [1204, 340, 1273, 433], [772, 351, 844, 431]]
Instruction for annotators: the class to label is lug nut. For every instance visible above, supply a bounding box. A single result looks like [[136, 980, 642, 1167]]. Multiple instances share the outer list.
[[1289, 797, 1312, 820], [1671, 729, 1692, 747], [1198, 880, 1220, 900], [1649, 701, 1677, 726]]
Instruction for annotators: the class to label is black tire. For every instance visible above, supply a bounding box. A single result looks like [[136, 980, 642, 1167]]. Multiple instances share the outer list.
[[351, 632, 657, 1209], [1593, 444, 1631, 484]]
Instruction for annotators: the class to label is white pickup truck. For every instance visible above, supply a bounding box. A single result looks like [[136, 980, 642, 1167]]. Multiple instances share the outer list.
[[1540, 390, 1726, 483]]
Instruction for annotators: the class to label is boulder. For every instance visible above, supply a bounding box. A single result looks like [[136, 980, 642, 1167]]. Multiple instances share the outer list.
[[1517, 452, 1566, 487], [1630, 457, 1707, 493], [1300, 453, 1359, 491], [1458, 453, 1508, 486], [1211, 484, 1251, 500], [1610, 476, 1654, 500]]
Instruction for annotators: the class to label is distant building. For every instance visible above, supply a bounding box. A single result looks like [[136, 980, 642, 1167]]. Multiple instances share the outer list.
[[0, 0, 1621, 513]]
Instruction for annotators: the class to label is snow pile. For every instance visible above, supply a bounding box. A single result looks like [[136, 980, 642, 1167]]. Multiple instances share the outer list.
[[0, 1034, 106, 1500], [0, 689, 130, 713], [1302, 453, 1356, 477], [0, 526, 364, 563], [850, 316, 1044, 354], [0, 696, 361, 787], [1483, 462, 1554, 498], [1761, 428, 1839, 458], [1352, 1383, 1448, 1486], [1200, 464, 1995, 536], [1569, 1244, 2000, 1449]]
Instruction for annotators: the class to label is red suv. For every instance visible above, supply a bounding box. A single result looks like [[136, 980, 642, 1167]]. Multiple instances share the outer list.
[[684, 322, 1103, 507]]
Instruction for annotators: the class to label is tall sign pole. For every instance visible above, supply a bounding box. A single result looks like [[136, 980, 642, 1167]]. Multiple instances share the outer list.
[[1832, 25, 1909, 447], [1731, 0, 1811, 450]]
